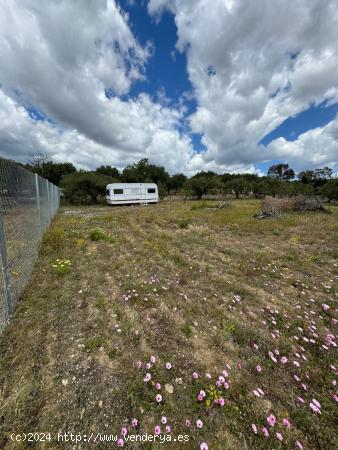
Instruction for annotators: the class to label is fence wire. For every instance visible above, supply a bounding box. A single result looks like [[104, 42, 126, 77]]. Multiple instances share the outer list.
[[0, 157, 59, 333]]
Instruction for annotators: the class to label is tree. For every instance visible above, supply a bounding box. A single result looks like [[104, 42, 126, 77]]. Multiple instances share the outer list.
[[252, 180, 270, 198], [225, 177, 251, 198], [185, 176, 217, 199], [167, 173, 187, 194], [313, 167, 333, 181], [27, 152, 49, 168], [39, 162, 77, 185], [319, 179, 338, 201], [122, 159, 170, 188], [61, 172, 111, 204], [267, 163, 295, 180], [298, 170, 315, 184], [96, 165, 120, 178]]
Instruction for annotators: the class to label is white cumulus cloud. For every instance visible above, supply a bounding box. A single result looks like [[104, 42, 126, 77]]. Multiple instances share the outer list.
[[149, 0, 338, 171]]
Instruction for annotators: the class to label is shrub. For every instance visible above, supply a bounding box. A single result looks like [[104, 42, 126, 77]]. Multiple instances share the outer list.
[[89, 228, 114, 243]]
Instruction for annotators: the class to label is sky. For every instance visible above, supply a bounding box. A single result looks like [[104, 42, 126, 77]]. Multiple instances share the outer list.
[[0, 0, 337, 176]]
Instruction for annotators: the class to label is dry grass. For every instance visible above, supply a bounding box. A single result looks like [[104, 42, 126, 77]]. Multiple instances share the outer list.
[[0, 199, 337, 449]]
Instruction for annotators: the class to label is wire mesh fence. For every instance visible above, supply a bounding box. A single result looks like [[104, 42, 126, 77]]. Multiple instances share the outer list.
[[0, 157, 60, 333]]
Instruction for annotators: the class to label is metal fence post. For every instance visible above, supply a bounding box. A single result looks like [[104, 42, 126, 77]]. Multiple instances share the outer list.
[[51, 184, 54, 217], [46, 181, 51, 224], [35, 174, 42, 236], [0, 215, 13, 319]]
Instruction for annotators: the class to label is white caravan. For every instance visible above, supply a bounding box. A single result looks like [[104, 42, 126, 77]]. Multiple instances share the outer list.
[[106, 183, 159, 205]]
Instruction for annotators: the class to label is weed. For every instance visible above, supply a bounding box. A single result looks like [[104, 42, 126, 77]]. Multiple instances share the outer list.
[[42, 227, 65, 253], [179, 219, 190, 229], [84, 336, 106, 352], [181, 323, 193, 338], [89, 227, 114, 243], [52, 259, 71, 276], [221, 318, 235, 338]]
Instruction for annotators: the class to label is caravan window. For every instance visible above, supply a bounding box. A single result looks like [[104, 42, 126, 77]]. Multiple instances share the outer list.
[[106, 189, 110, 196], [147, 188, 156, 193], [113, 189, 123, 194]]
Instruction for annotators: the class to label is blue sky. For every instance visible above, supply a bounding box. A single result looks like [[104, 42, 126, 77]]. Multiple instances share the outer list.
[[260, 101, 338, 146], [0, 0, 337, 174], [119, 1, 206, 154]]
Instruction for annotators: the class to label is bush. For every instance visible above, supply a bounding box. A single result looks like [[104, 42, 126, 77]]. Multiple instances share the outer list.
[[89, 228, 114, 243]]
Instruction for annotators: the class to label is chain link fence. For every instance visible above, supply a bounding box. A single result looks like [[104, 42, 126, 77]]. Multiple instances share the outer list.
[[0, 157, 60, 333]]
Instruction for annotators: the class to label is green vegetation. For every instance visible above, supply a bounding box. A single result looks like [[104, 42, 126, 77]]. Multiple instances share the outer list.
[[22, 154, 337, 205], [89, 227, 114, 243]]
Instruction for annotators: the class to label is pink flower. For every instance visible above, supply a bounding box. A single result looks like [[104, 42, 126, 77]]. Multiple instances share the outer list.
[[296, 440, 304, 449], [155, 383, 161, 390], [218, 375, 225, 383], [156, 394, 162, 403], [237, 361, 242, 369], [283, 418, 291, 428], [251, 423, 258, 434], [135, 360, 142, 369], [165, 425, 171, 433], [280, 356, 288, 364], [150, 355, 156, 363], [253, 389, 260, 397], [219, 397, 225, 406], [268, 352, 277, 363], [121, 427, 128, 436], [205, 372, 212, 379], [298, 396, 305, 404], [196, 419, 203, 429], [185, 419, 191, 428], [161, 416, 167, 424], [256, 365, 262, 372], [267, 414, 276, 426], [276, 432, 283, 442], [165, 362, 172, 369], [146, 363, 151, 369], [223, 381, 229, 389], [199, 390, 206, 398], [310, 399, 321, 413], [312, 398, 321, 408], [262, 427, 269, 438], [144, 373, 151, 382], [117, 438, 124, 447], [154, 425, 161, 435], [200, 443, 208, 450], [131, 418, 138, 428], [322, 303, 330, 311], [192, 371, 199, 379], [222, 370, 229, 377], [198, 394, 204, 401]]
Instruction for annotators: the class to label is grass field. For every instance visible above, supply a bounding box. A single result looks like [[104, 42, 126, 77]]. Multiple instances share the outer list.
[[0, 199, 337, 449]]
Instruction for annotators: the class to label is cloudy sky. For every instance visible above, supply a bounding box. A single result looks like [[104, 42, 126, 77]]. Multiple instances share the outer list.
[[0, 0, 337, 175]]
